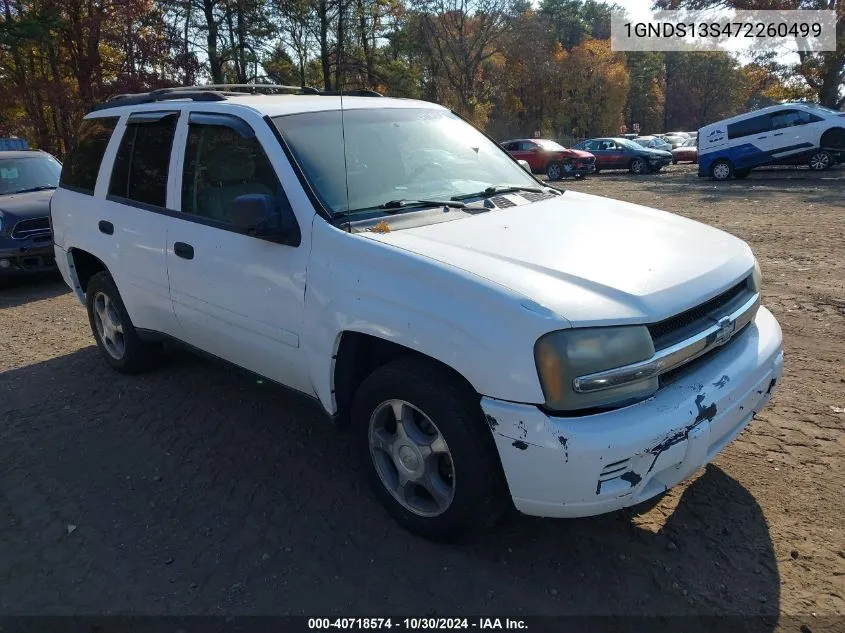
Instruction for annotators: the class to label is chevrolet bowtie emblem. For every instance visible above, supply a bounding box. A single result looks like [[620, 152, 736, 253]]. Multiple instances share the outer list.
[[714, 317, 736, 346]]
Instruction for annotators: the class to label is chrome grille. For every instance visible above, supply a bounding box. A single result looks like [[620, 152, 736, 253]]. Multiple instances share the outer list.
[[11, 216, 51, 240], [648, 278, 752, 351]]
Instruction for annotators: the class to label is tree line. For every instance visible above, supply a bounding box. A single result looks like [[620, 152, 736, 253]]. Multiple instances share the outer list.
[[0, 0, 841, 158]]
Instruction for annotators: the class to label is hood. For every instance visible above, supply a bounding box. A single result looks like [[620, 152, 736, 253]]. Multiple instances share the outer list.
[[644, 148, 673, 158], [0, 190, 54, 220], [561, 149, 594, 159], [363, 190, 754, 326]]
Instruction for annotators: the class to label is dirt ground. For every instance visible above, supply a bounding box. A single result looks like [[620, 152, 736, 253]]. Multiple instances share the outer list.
[[1, 163, 843, 628]]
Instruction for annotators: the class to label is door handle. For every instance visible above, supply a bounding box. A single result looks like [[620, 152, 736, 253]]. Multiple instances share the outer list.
[[98, 220, 114, 235], [173, 242, 194, 260], [773, 132, 783, 137], [756, 135, 768, 139]]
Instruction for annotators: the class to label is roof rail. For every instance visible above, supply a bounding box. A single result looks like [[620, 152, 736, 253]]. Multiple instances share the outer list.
[[91, 84, 384, 112]]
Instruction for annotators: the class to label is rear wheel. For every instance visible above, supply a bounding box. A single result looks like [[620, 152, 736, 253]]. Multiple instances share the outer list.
[[85, 271, 162, 374], [808, 150, 833, 171], [711, 159, 734, 181], [546, 161, 562, 180], [352, 356, 508, 542], [630, 157, 649, 174]]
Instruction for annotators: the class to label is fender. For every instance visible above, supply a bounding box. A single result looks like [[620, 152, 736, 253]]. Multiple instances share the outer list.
[[301, 219, 567, 414]]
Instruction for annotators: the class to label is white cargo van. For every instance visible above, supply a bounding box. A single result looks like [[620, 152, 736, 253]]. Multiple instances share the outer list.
[[698, 102, 845, 180]]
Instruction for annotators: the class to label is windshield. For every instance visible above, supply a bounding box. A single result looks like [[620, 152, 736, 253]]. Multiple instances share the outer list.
[[536, 139, 566, 151], [0, 155, 61, 195], [272, 108, 539, 216]]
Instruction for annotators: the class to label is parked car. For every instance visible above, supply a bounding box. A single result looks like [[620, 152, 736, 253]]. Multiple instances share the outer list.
[[501, 138, 596, 180], [661, 134, 689, 149], [0, 136, 31, 151], [572, 137, 673, 174], [0, 150, 61, 277], [50, 85, 783, 542], [672, 137, 699, 164], [632, 135, 673, 152], [698, 101, 845, 180]]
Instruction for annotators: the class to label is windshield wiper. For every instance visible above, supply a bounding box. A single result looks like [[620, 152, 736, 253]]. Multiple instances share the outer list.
[[346, 198, 467, 214], [10, 185, 57, 194], [451, 185, 547, 201]]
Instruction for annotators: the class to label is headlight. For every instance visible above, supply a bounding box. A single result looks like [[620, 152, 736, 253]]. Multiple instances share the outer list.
[[534, 326, 657, 412], [750, 259, 762, 292]]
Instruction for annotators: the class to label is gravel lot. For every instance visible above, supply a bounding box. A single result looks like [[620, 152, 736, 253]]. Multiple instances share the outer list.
[[1, 164, 843, 627]]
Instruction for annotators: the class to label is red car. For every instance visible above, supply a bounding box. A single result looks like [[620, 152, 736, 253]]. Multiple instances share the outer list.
[[671, 137, 698, 164], [501, 138, 596, 180]]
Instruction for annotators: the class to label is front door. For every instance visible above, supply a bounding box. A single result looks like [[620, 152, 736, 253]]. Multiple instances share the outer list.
[[165, 111, 313, 394]]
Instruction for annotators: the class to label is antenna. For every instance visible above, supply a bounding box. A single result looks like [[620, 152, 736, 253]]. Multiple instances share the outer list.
[[338, 0, 351, 233]]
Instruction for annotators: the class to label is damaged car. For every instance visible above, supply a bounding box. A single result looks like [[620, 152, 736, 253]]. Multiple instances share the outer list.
[[50, 85, 784, 542]]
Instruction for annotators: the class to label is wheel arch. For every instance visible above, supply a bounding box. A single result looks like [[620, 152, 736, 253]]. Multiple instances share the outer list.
[[331, 331, 480, 430], [820, 127, 845, 150], [67, 247, 109, 301]]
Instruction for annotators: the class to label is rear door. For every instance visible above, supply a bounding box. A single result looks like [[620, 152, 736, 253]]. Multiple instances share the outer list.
[[99, 110, 183, 336], [580, 140, 606, 168], [519, 141, 544, 171], [767, 109, 822, 159]]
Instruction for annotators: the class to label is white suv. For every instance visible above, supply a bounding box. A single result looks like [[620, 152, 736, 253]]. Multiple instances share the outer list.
[[50, 85, 784, 542]]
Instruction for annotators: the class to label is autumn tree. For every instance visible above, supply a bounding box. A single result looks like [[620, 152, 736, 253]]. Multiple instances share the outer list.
[[558, 38, 629, 137], [654, 0, 844, 108]]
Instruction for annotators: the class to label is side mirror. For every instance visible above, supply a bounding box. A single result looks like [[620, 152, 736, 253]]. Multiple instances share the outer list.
[[517, 159, 531, 172], [231, 193, 301, 247]]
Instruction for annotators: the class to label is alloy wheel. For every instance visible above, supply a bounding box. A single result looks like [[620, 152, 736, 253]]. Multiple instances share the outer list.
[[368, 399, 455, 517], [92, 291, 126, 360]]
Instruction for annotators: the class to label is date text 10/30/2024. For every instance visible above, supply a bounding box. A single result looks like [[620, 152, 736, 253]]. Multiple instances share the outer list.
[[308, 618, 528, 630]]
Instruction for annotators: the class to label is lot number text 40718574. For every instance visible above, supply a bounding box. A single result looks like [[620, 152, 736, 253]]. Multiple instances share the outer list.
[[307, 618, 528, 630]]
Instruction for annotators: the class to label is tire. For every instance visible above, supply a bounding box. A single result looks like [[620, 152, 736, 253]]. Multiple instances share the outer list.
[[808, 150, 833, 171], [85, 271, 162, 374], [546, 161, 562, 180], [652, 165, 663, 172], [672, 158, 678, 165], [734, 168, 751, 179], [561, 159, 575, 178], [629, 157, 649, 174], [711, 159, 734, 181], [352, 356, 508, 543]]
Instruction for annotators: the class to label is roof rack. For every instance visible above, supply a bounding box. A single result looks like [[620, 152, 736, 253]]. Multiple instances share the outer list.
[[91, 84, 384, 112]]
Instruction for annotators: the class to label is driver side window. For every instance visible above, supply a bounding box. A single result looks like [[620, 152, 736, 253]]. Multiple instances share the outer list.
[[181, 116, 281, 224]]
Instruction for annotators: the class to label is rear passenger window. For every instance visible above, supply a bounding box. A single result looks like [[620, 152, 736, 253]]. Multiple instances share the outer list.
[[59, 117, 119, 194], [727, 115, 771, 140], [109, 112, 179, 208], [181, 117, 281, 224]]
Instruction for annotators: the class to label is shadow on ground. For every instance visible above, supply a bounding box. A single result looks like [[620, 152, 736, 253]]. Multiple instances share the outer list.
[[0, 345, 782, 622], [0, 273, 68, 309]]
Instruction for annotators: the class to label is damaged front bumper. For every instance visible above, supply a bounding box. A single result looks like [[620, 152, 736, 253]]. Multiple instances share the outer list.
[[482, 306, 784, 519]]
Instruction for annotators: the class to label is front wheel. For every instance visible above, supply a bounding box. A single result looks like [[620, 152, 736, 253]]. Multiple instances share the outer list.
[[630, 157, 649, 174], [711, 159, 734, 181], [808, 150, 833, 171], [85, 271, 162, 374], [546, 161, 563, 180], [352, 357, 508, 542]]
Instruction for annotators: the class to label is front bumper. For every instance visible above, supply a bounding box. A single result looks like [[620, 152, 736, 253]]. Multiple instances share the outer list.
[[483, 306, 784, 518], [0, 242, 57, 276], [569, 163, 596, 176]]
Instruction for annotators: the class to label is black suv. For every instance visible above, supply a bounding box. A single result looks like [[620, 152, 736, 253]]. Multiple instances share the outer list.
[[0, 150, 61, 277]]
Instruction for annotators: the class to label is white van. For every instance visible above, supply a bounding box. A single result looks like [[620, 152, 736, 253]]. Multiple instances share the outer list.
[[698, 102, 845, 180]]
